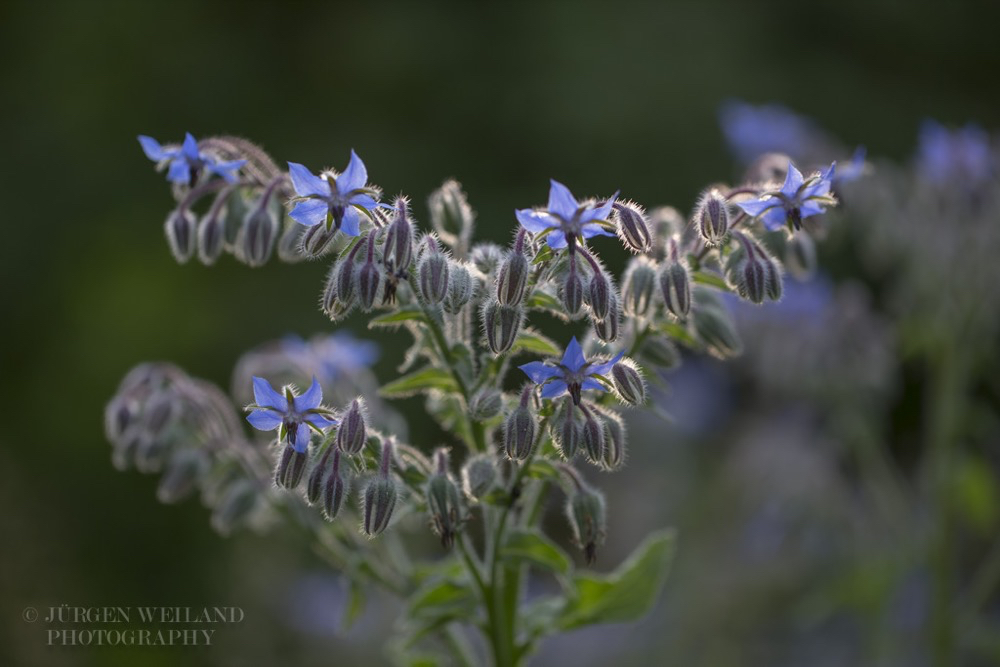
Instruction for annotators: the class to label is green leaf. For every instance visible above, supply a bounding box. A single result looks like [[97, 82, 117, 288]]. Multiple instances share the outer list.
[[502, 530, 572, 574], [531, 244, 555, 265], [380, 367, 459, 398], [342, 577, 366, 631], [558, 529, 676, 630], [369, 306, 427, 328], [656, 321, 700, 348], [512, 329, 561, 357], [526, 289, 568, 318], [692, 270, 732, 292], [409, 579, 477, 621]]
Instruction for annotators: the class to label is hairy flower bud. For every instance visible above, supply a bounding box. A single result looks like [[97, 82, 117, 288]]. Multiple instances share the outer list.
[[561, 269, 584, 315], [418, 239, 450, 305], [659, 259, 691, 319], [470, 243, 504, 275], [322, 449, 348, 520], [622, 257, 657, 317], [357, 260, 381, 311], [555, 400, 582, 459], [444, 262, 474, 314], [157, 449, 208, 504], [428, 180, 474, 249], [611, 360, 646, 406], [588, 271, 612, 321], [275, 443, 309, 490], [336, 399, 367, 455], [762, 251, 784, 301], [496, 249, 529, 306], [593, 295, 621, 342], [503, 387, 537, 460], [383, 200, 414, 276], [613, 201, 652, 253], [469, 387, 503, 421], [300, 222, 339, 257], [240, 200, 278, 267], [427, 449, 463, 548], [461, 454, 497, 500], [197, 210, 226, 265], [785, 232, 816, 280], [600, 411, 627, 470], [696, 189, 730, 245], [560, 466, 606, 565], [336, 257, 358, 304], [691, 286, 743, 358], [165, 208, 197, 263], [363, 441, 398, 537], [482, 301, 522, 355], [581, 408, 605, 464]]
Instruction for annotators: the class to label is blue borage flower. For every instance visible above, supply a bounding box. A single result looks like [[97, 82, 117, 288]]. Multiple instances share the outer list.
[[246, 376, 337, 453], [719, 100, 829, 165], [736, 161, 837, 232], [281, 332, 380, 382], [515, 180, 619, 250], [287, 150, 383, 236], [138, 132, 246, 185], [917, 120, 994, 186], [519, 337, 623, 405]]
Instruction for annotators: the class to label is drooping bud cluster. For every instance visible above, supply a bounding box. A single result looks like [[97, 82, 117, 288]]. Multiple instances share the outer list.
[[363, 439, 399, 537], [461, 454, 497, 501], [726, 233, 783, 304], [426, 449, 464, 548], [482, 301, 523, 355], [557, 463, 607, 565]]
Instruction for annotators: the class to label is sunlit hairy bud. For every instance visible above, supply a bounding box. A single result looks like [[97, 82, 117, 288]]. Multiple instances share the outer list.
[[335, 257, 358, 305], [785, 232, 816, 280], [197, 209, 226, 266], [210, 480, 258, 536], [588, 271, 612, 321], [599, 410, 627, 470], [482, 301, 522, 355], [696, 189, 730, 246], [300, 222, 339, 257], [613, 201, 652, 253], [659, 257, 691, 319], [275, 443, 308, 490], [559, 465, 606, 565], [470, 243, 504, 275], [336, 399, 367, 455], [322, 449, 348, 520], [691, 287, 743, 359], [418, 238, 450, 305], [357, 260, 381, 311], [165, 208, 197, 263], [640, 335, 680, 369], [555, 400, 582, 459], [277, 220, 307, 263], [503, 387, 537, 460], [763, 251, 783, 301], [622, 257, 657, 317], [444, 262, 474, 314], [427, 449, 463, 549], [363, 441, 398, 537], [141, 390, 177, 440], [306, 446, 331, 505], [593, 295, 621, 343], [497, 235, 529, 306], [611, 359, 646, 406], [581, 407, 605, 464], [321, 260, 355, 320], [240, 200, 278, 267], [741, 251, 768, 304], [649, 207, 685, 261], [157, 449, 208, 504], [469, 387, 503, 421], [561, 269, 584, 315], [428, 180, 474, 248], [461, 454, 497, 501], [383, 200, 414, 275]]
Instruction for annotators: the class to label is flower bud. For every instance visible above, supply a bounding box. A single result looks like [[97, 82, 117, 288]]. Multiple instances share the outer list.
[[503, 387, 537, 460], [275, 443, 308, 490], [496, 249, 529, 306], [785, 232, 816, 280], [383, 200, 414, 276], [157, 448, 208, 503], [696, 189, 730, 245], [277, 220, 307, 263], [306, 446, 332, 505], [469, 387, 503, 421], [210, 479, 258, 536], [560, 466, 606, 565], [611, 360, 646, 406], [763, 252, 784, 301], [588, 271, 612, 321], [622, 257, 657, 317], [240, 200, 278, 267], [335, 257, 358, 304], [165, 208, 197, 263], [470, 243, 504, 275], [357, 260, 381, 311], [461, 454, 497, 500], [427, 449, 463, 548], [593, 295, 621, 343], [336, 399, 367, 455], [300, 222, 339, 257], [323, 449, 348, 520], [444, 262, 474, 313], [428, 180, 474, 248], [105, 393, 141, 443], [640, 335, 680, 369], [600, 411, 627, 470], [482, 301, 522, 355], [581, 408, 605, 464], [691, 287, 743, 359], [659, 259, 691, 319], [740, 252, 768, 304], [140, 390, 177, 440], [197, 210, 226, 265], [418, 240, 450, 305], [561, 269, 584, 315], [613, 201, 652, 253], [555, 400, 582, 459], [363, 440, 398, 537], [649, 207, 685, 261]]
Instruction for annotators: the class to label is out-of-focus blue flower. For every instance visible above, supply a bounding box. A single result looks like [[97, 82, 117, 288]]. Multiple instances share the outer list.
[[917, 120, 994, 186], [519, 337, 623, 404], [737, 161, 836, 231], [719, 100, 828, 164], [515, 180, 618, 250], [246, 376, 336, 453], [281, 332, 380, 382], [287, 150, 382, 235], [138, 132, 246, 185], [833, 146, 867, 185]]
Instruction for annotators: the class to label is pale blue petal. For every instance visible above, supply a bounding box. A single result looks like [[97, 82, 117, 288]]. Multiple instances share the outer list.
[[349, 193, 379, 210], [209, 159, 246, 183], [306, 412, 337, 429], [579, 190, 619, 223], [780, 162, 805, 198], [546, 230, 568, 249], [799, 201, 826, 219], [247, 409, 283, 431], [287, 162, 331, 198], [252, 376, 288, 411], [294, 376, 323, 411], [340, 207, 361, 237], [761, 207, 789, 231], [181, 133, 200, 161], [580, 223, 615, 239], [587, 351, 625, 377], [519, 361, 561, 384], [167, 160, 191, 184], [290, 199, 329, 227], [835, 147, 866, 183], [289, 422, 311, 453], [547, 180, 579, 219], [337, 149, 368, 193], [540, 380, 568, 399], [138, 135, 168, 161], [561, 337, 587, 372], [737, 197, 781, 217], [581, 378, 607, 392], [516, 209, 557, 233]]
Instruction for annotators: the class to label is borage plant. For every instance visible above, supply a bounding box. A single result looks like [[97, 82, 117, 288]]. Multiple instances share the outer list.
[[107, 133, 856, 666]]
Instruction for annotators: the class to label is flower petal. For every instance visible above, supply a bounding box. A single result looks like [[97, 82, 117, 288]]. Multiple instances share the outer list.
[[780, 161, 805, 198], [336, 149, 368, 194], [287, 162, 331, 198], [561, 337, 587, 372], [252, 376, 288, 411], [579, 190, 619, 223], [736, 197, 781, 217], [587, 351, 625, 377], [340, 206, 361, 237], [799, 201, 826, 219], [290, 199, 329, 227], [208, 159, 246, 183], [580, 223, 616, 239], [540, 379, 568, 399], [545, 229, 568, 249], [289, 422, 311, 453], [181, 133, 200, 161], [294, 376, 323, 411], [138, 135, 168, 161], [519, 361, 561, 384], [760, 207, 788, 231], [246, 408, 283, 431], [166, 159, 191, 184], [305, 412, 337, 429], [547, 179, 579, 219], [516, 209, 557, 234], [349, 193, 379, 210], [581, 377, 607, 392]]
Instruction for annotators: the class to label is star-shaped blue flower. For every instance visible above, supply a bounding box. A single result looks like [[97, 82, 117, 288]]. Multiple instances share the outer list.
[[246, 376, 337, 453], [287, 150, 382, 236], [519, 337, 624, 405], [515, 180, 619, 250], [138, 132, 246, 185], [736, 161, 836, 231]]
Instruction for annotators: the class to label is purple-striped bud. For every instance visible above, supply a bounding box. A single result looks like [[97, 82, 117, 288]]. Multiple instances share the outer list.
[[275, 443, 308, 490], [427, 448, 463, 549], [611, 360, 646, 406], [363, 441, 398, 537], [659, 259, 691, 319], [444, 262, 474, 313], [323, 449, 348, 520], [300, 222, 339, 257], [240, 201, 278, 267], [764, 253, 783, 301], [696, 189, 730, 246], [461, 454, 497, 500], [197, 210, 226, 265], [622, 257, 657, 317], [503, 387, 537, 460], [613, 201, 652, 253], [165, 208, 197, 263], [428, 180, 474, 248], [588, 271, 612, 321], [593, 295, 621, 343], [555, 400, 582, 459], [561, 269, 584, 315], [383, 200, 414, 276], [336, 399, 367, 455], [482, 301, 522, 355], [496, 250, 529, 306], [418, 238, 450, 305], [335, 257, 358, 304], [600, 411, 626, 470], [357, 260, 381, 311], [560, 466, 606, 565], [581, 408, 605, 464]]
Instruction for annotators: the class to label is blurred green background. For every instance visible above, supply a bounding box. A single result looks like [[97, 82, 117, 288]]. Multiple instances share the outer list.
[[2, 1, 999, 666]]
